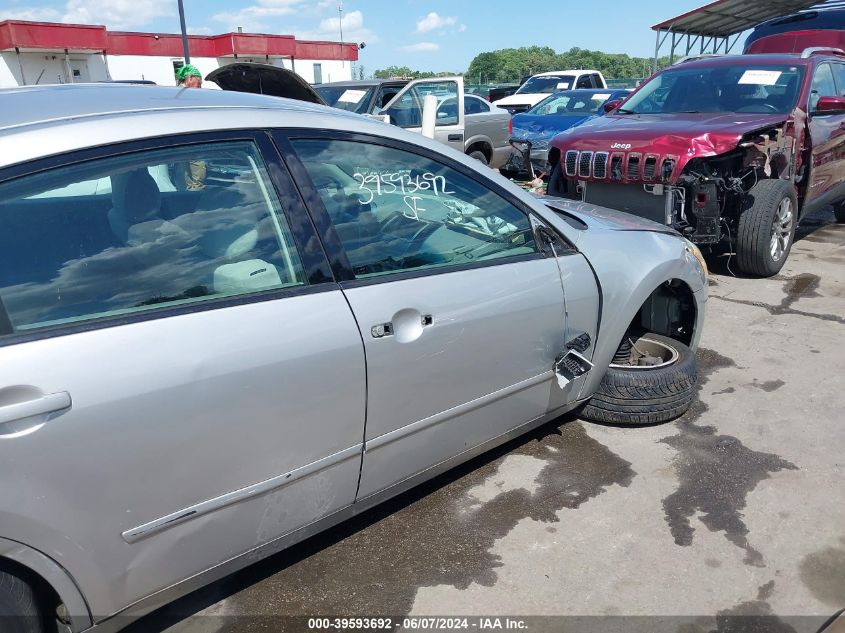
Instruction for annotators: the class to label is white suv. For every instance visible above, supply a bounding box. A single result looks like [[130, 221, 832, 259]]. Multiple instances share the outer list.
[[493, 70, 607, 114]]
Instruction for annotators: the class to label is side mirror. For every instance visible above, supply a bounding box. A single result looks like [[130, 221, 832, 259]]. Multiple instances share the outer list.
[[815, 96, 845, 112], [369, 110, 392, 124], [603, 99, 623, 113]]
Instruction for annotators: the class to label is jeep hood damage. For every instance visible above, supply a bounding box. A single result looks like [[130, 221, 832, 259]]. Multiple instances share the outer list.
[[553, 112, 789, 176]]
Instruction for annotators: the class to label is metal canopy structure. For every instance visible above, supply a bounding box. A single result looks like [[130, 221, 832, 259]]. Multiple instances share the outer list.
[[651, 0, 845, 70]]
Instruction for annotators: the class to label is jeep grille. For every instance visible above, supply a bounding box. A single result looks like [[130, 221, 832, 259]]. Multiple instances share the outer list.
[[578, 151, 593, 178], [643, 156, 658, 180], [610, 154, 624, 181], [593, 152, 609, 179], [626, 155, 641, 180], [564, 151, 578, 177], [561, 150, 678, 183]]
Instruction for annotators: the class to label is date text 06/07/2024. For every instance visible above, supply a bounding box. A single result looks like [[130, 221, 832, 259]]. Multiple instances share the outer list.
[[307, 617, 529, 630]]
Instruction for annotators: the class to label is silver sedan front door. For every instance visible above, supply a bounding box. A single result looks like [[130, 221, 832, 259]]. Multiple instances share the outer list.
[[287, 136, 576, 499]]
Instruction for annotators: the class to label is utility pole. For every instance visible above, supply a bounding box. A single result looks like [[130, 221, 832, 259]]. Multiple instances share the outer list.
[[177, 0, 190, 63], [338, 0, 344, 70]]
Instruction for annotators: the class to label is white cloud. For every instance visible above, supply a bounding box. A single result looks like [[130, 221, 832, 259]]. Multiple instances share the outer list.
[[187, 26, 213, 35], [1, 7, 62, 21], [296, 10, 378, 44], [415, 12, 456, 33], [212, 0, 301, 32], [458, 23, 467, 32], [63, 0, 172, 29], [401, 42, 439, 52]]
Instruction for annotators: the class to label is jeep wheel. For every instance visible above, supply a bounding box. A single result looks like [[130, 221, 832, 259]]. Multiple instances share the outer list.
[[580, 333, 697, 425], [0, 571, 46, 633], [736, 179, 797, 277], [547, 161, 565, 197]]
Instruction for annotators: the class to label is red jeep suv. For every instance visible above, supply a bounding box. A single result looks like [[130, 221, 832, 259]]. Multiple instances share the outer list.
[[548, 50, 845, 276]]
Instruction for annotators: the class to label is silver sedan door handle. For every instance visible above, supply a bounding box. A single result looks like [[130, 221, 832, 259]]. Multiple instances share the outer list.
[[371, 313, 433, 339], [0, 391, 72, 436]]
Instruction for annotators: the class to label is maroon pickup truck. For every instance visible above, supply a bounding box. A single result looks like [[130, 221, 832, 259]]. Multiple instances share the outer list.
[[547, 50, 845, 276]]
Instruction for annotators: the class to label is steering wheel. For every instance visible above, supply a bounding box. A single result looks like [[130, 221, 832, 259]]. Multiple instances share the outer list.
[[737, 103, 780, 113], [380, 213, 440, 268]]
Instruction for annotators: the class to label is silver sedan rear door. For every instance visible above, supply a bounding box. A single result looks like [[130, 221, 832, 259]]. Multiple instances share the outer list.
[[0, 132, 366, 619]]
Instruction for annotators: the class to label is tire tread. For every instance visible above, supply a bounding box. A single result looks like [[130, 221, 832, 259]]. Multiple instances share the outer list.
[[736, 179, 796, 277], [581, 334, 697, 426]]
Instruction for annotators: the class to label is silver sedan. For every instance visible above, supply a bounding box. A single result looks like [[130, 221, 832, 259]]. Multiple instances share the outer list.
[[0, 84, 707, 633]]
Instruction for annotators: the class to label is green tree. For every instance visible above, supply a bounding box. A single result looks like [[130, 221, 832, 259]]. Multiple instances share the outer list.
[[373, 66, 460, 79], [466, 46, 672, 85]]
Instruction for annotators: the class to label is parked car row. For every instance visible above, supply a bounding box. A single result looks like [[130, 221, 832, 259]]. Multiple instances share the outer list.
[[492, 70, 608, 114], [314, 77, 512, 168], [504, 88, 632, 176], [0, 78, 707, 632]]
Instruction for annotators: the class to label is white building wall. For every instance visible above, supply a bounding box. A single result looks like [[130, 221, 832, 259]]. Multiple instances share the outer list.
[[0, 53, 22, 87], [294, 59, 352, 84], [0, 52, 81, 87], [106, 55, 221, 86], [0, 51, 352, 88]]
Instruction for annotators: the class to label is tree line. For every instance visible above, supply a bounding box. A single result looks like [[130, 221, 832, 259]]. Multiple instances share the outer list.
[[372, 46, 670, 83]]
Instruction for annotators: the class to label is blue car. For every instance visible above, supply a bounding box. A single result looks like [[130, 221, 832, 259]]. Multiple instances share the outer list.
[[507, 88, 631, 175]]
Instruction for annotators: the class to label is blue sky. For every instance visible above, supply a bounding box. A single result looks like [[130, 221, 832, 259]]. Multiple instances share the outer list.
[[3, 0, 721, 72]]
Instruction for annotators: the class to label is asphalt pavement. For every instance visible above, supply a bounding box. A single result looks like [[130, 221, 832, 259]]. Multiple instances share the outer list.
[[135, 207, 845, 633]]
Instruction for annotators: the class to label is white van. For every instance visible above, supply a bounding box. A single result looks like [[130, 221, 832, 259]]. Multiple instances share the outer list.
[[493, 70, 607, 114]]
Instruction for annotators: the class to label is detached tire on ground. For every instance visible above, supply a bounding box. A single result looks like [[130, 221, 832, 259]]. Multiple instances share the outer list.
[[0, 571, 45, 633], [580, 333, 697, 425], [736, 179, 797, 277]]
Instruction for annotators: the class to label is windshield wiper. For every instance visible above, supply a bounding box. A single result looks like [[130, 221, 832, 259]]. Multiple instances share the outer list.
[[615, 108, 636, 114]]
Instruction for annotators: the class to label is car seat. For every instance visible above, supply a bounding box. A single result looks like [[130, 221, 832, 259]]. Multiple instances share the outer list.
[[108, 170, 188, 245], [184, 183, 287, 293], [719, 83, 757, 111], [769, 76, 798, 111], [665, 74, 718, 112]]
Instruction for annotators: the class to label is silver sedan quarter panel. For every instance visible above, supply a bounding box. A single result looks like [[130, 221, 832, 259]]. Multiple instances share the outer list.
[[0, 292, 366, 620]]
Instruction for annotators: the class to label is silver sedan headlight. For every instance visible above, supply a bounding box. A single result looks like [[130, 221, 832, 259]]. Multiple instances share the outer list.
[[684, 240, 708, 283]]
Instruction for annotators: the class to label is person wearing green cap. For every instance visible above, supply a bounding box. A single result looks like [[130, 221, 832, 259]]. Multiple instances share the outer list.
[[174, 64, 207, 189], [175, 64, 203, 89]]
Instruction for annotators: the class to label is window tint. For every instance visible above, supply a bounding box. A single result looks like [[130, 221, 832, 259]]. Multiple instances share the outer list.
[[464, 96, 488, 114], [813, 63, 838, 110], [834, 63, 845, 96], [0, 141, 306, 334], [383, 81, 459, 127], [314, 85, 374, 114], [291, 139, 537, 279], [575, 75, 592, 89], [623, 64, 804, 114], [376, 85, 404, 109], [518, 76, 574, 94], [529, 93, 611, 115]]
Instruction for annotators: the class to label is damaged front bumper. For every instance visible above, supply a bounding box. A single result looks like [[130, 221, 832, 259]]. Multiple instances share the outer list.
[[504, 138, 552, 178]]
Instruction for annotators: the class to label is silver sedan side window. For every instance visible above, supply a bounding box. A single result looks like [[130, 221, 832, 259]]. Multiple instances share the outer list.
[[0, 141, 306, 334], [291, 138, 537, 278]]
